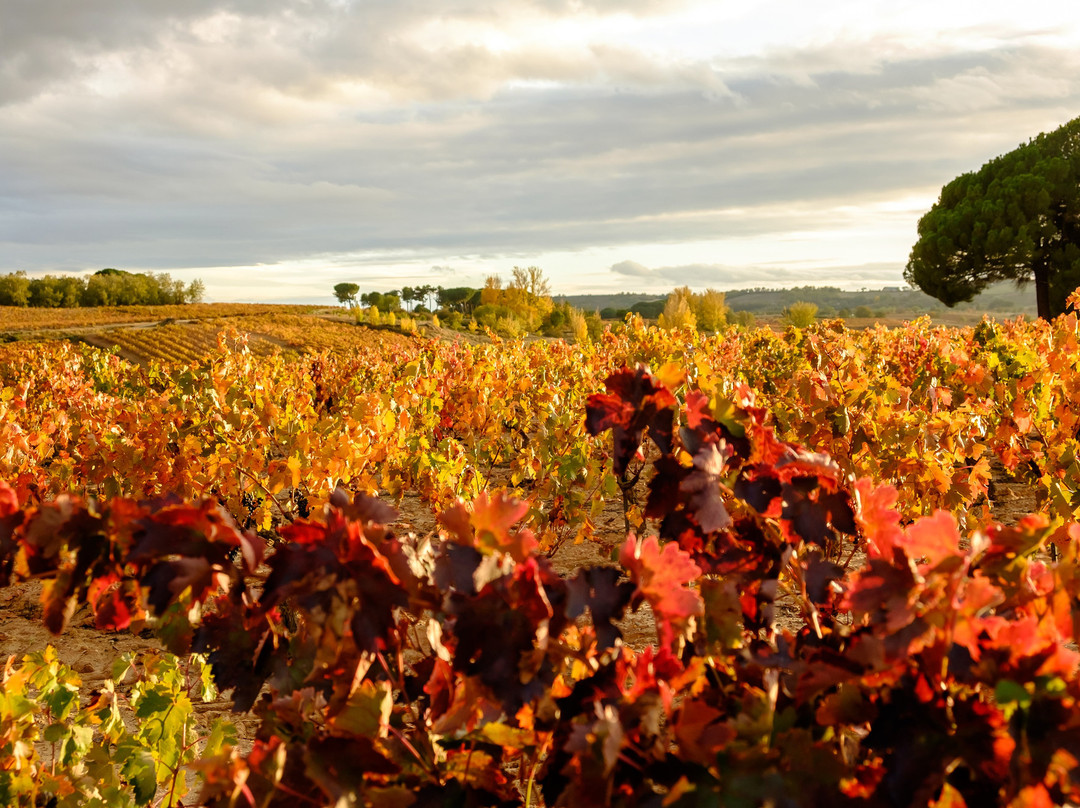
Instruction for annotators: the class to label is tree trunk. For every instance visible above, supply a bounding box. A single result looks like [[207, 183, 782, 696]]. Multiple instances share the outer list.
[[1034, 259, 1051, 320]]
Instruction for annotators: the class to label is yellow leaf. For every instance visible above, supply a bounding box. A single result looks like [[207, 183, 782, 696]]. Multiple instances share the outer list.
[[481, 721, 534, 749]]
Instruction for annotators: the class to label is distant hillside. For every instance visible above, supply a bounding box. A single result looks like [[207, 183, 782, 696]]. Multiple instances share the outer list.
[[553, 291, 664, 312], [558, 282, 1035, 319]]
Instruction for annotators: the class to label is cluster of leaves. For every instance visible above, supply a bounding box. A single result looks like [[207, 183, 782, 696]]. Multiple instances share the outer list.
[[2, 365, 1079, 806], [0, 645, 232, 807]]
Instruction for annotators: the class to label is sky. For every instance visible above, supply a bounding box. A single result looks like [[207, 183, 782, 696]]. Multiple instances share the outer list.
[[1, 1, 1079, 304]]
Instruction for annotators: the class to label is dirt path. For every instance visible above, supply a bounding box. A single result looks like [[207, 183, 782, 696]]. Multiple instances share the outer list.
[[987, 456, 1039, 525], [1, 317, 215, 341]]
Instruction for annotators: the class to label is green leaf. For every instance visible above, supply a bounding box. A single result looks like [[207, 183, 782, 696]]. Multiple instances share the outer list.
[[43, 722, 68, 743], [133, 687, 174, 720], [121, 747, 159, 806], [111, 652, 137, 683], [994, 679, 1031, 708], [201, 718, 237, 759]]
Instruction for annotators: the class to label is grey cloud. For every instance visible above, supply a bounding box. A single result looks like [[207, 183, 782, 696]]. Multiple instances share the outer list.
[[0, 0, 699, 108], [1, 8, 1079, 278], [611, 260, 652, 277]]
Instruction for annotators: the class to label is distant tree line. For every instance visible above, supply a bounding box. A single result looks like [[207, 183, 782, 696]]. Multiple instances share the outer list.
[[333, 282, 480, 314], [566, 281, 1036, 322], [0, 269, 205, 307], [334, 267, 606, 340]]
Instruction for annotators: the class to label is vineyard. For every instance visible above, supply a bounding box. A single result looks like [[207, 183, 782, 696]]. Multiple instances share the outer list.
[[2, 307, 1080, 806], [0, 303, 319, 335]]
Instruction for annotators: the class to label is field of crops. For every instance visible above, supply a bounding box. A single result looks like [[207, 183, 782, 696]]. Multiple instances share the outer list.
[[74, 313, 421, 365], [1, 309, 1079, 807], [0, 302, 320, 333]]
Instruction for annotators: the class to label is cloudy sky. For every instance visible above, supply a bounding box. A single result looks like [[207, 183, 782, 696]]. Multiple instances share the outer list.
[[2, 1, 1078, 303]]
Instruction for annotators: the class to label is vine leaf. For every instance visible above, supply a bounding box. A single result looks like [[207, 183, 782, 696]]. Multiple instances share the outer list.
[[585, 365, 676, 476], [854, 478, 904, 557], [619, 533, 703, 648], [900, 509, 961, 569], [440, 492, 537, 561], [680, 442, 734, 533]]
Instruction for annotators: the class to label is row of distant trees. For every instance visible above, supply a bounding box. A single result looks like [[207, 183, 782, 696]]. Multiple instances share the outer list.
[[333, 282, 480, 314], [336, 267, 605, 338], [0, 269, 205, 308]]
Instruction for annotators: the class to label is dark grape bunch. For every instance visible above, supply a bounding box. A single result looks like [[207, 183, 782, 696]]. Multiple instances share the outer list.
[[240, 490, 264, 530], [293, 486, 310, 518]]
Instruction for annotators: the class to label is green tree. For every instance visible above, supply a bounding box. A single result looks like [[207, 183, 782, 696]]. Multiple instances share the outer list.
[[28, 275, 83, 307], [333, 282, 360, 307], [414, 284, 437, 311], [905, 116, 1080, 319], [0, 271, 31, 306], [360, 291, 402, 312], [437, 286, 478, 313]]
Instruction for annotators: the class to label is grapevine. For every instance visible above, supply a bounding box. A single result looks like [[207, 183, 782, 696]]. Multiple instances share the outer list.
[[2, 363, 1079, 806]]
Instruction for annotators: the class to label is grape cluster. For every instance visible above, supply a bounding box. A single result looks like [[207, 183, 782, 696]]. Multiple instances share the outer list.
[[293, 487, 310, 519], [240, 490, 264, 530]]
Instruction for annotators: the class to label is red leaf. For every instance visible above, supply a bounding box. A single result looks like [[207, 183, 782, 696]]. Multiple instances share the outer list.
[[440, 492, 537, 561], [620, 534, 703, 648], [901, 510, 961, 568], [774, 447, 842, 484], [854, 478, 904, 558], [0, 479, 18, 518], [93, 585, 135, 631], [1011, 784, 1054, 808], [679, 443, 733, 533], [586, 366, 677, 477]]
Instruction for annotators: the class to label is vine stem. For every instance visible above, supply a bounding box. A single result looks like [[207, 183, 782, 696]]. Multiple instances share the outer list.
[[524, 734, 552, 808], [388, 724, 440, 782]]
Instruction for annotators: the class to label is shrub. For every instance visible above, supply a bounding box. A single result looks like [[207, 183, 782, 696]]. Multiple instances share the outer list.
[[658, 290, 697, 330], [781, 301, 818, 328], [731, 310, 757, 329], [568, 308, 588, 343]]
